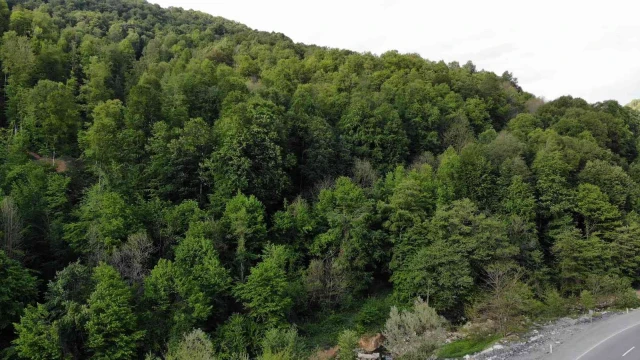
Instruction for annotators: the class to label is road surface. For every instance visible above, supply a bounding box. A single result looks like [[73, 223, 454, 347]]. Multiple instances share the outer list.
[[546, 309, 640, 360]]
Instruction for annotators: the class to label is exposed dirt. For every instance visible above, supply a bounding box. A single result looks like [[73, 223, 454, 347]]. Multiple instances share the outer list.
[[28, 151, 69, 172]]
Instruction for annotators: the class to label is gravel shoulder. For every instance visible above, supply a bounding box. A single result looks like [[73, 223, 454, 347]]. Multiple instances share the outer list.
[[463, 309, 640, 360]]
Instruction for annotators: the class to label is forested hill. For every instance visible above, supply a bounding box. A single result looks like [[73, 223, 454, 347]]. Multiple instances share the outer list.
[[2, 0, 640, 358]]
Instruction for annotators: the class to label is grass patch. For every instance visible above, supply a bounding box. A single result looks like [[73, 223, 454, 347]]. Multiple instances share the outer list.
[[437, 334, 501, 359]]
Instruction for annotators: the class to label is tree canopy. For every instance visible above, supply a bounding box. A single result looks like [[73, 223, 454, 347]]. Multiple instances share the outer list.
[[2, 0, 640, 357]]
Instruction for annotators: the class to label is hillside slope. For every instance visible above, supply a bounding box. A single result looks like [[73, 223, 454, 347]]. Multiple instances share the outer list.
[[1, 0, 640, 358]]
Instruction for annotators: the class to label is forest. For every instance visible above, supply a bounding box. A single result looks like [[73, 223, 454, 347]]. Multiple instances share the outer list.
[[1, 0, 640, 359]]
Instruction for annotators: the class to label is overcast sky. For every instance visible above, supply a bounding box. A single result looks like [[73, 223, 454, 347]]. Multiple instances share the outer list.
[[151, 0, 639, 104]]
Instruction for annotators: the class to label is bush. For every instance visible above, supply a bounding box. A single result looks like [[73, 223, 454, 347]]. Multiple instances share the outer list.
[[615, 289, 640, 309], [354, 296, 392, 332], [259, 327, 304, 360], [586, 275, 629, 305], [585, 275, 639, 309], [167, 329, 215, 360], [215, 314, 260, 359], [579, 290, 595, 312], [468, 267, 537, 335], [543, 289, 567, 318], [337, 329, 359, 360], [383, 298, 446, 360]]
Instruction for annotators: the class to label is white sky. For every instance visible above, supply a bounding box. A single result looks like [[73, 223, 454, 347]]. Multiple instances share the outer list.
[[151, 0, 640, 104]]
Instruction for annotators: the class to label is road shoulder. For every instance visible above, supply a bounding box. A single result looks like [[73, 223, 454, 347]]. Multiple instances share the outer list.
[[461, 309, 640, 360]]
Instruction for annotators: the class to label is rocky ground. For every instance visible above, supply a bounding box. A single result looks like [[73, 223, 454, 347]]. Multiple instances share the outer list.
[[464, 311, 626, 360]]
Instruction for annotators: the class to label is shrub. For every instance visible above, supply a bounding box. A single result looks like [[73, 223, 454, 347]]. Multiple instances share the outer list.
[[337, 329, 359, 360], [259, 327, 304, 360], [167, 329, 216, 360], [216, 314, 260, 359], [586, 275, 639, 309], [615, 289, 640, 309], [544, 289, 567, 318], [579, 290, 595, 312], [468, 267, 537, 335], [586, 275, 629, 305], [354, 296, 392, 332], [383, 298, 446, 360]]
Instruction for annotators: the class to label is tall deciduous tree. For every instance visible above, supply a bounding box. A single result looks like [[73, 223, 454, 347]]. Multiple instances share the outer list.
[[206, 98, 291, 210], [312, 177, 383, 293], [85, 263, 144, 360], [0, 250, 37, 330], [13, 304, 63, 360], [79, 100, 143, 190], [234, 245, 293, 327], [143, 233, 230, 350], [0, 196, 22, 259], [221, 192, 267, 281]]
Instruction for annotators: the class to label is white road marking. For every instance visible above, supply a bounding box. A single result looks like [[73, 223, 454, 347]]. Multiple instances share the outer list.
[[623, 347, 635, 357], [576, 321, 640, 360]]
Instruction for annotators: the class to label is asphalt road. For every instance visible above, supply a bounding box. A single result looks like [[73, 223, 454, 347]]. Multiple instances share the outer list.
[[546, 309, 640, 360]]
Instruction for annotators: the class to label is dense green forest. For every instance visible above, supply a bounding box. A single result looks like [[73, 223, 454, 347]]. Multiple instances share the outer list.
[[2, 0, 640, 358]]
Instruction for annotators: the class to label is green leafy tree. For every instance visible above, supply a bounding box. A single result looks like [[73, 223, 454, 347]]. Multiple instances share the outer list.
[[457, 143, 497, 209], [2, 161, 70, 273], [13, 304, 63, 360], [611, 213, 640, 279], [392, 241, 473, 313], [291, 114, 342, 189], [142, 259, 177, 352], [19, 80, 81, 156], [146, 118, 213, 203], [436, 147, 462, 205], [166, 329, 216, 360], [126, 73, 163, 135], [271, 197, 315, 252], [553, 228, 610, 293], [0, 31, 35, 88], [64, 185, 141, 254], [575, 183, 621, 238], [259, 327, 304, 360], [39, 262, 94, 359], [507, 113, 542, 141], [79, 58, 114, 115], [339, 97, 409, 172], [532, 145, 574, 217], [380, 164, 437, 272], [312, 177, 383, 294], [578, 160, 636, 210], [337, 329, 359, 360], [206, 98, 291, 210], [144, 234, 230, 350], [392, 199, 517, 312], [580, 290, 596, 313], [79, 100, 143, 189], [0, 0, 9, 35], [85, 263, 144, 359], [234, 245, 293, 327], [173, 233, 232, 323], [221, 192, 267, 280], [0, 250, 37, 330], [215, 312, 259, 359]]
